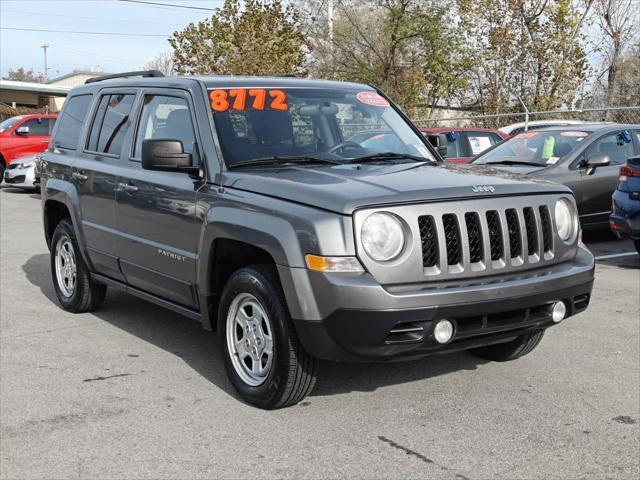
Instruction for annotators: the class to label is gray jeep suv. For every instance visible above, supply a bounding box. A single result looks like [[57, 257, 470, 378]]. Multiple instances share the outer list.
[[40, 71, 594, 409]]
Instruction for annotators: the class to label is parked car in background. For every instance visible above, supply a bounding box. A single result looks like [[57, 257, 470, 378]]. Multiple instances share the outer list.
[[421, 127, 507, 163], [3, 154, 38, 190], [0, 113, 57, 181], [499, 119, 586, 137], [610, 155, 640, 253], [472, 124, 640, 229]]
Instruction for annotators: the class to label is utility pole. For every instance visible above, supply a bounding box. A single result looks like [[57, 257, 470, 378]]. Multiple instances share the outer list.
[[327, 0, 334, 78], [41, 44, 49, 80]]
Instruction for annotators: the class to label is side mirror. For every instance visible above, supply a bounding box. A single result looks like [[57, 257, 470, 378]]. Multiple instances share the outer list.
[[583, 153, 610, 175], [437, 145, 448, 159], [15, 126, 29, 136], [141, 139, 198, 175]]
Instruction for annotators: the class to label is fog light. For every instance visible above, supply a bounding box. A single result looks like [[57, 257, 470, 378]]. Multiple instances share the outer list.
[[433, 319, 454, 344], [552, 301, 567, 323]]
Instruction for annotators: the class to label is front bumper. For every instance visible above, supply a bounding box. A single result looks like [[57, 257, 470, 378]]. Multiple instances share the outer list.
[[281, 245, 594, 361], [3, 165, 36, 189]]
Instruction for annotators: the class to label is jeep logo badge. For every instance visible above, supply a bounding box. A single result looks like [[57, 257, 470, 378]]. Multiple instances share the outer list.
[[472, 185, 495, 193]]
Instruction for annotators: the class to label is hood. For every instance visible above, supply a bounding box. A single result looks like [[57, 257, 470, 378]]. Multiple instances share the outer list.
[[222, 162, 569, 214], [12, 155, 37, 165], [478, 164, 548, 175]]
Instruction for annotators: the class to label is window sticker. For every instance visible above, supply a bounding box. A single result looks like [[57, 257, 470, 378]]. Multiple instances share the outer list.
[[356, 91, 390, 107], [468, 136, 492, 155], [209, 88, 288, 112], [514, 131, 538, 139], [546, 156, 560, 164], [560, 131, 588, 137]]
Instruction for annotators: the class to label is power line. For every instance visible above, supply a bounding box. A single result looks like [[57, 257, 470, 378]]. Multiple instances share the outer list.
[[117, 0, 217, 11], [0, 27, 169, 37], [48, 44, 145, 67], [0, 8, 180, 25]]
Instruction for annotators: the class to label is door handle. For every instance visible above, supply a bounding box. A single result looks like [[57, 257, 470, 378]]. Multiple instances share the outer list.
[[71, 172, 88, 182], [117, 182, 138, 194], [41, 140, 50, 144]]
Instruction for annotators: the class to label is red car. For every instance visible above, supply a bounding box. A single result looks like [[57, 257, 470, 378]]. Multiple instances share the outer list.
[[421, 127, 507, 163], [0, 113, 57, 181]]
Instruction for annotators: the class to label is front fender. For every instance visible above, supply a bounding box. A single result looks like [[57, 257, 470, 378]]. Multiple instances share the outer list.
[[42, 179, 93, 270]]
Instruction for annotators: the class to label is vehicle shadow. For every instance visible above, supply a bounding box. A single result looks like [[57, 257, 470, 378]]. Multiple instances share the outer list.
[[23, 253, 487, 401]]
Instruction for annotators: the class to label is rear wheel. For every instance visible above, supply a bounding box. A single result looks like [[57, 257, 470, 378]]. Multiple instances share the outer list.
[[50, 219, 106, 312], [219, 265, 317, 409], [469, 330, 545, 362]]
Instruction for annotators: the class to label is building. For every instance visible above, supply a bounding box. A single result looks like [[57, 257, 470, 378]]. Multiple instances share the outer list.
[[47, 69, 109, 89], [0, 80, 69, 113]]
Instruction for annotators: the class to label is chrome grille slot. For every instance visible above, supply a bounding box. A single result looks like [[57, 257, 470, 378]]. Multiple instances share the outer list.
[[418, 215, 438, 267], [486, 210, 503, 261], [539, 206, 553, 254], [442, 214, 461, 266], [505, 209, 522, 259], [465, 212, 483, 264], [523, 207, 538, 256]]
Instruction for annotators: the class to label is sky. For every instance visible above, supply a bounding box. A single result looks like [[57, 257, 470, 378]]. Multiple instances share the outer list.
[[0, 0, 225, 80]]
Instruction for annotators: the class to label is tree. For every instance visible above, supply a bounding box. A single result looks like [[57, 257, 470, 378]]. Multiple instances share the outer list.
[[593, 0, 638, 109], [168, 0, 307, 76], [143, 51, 175, 76], [458, 0, 593, 112], [2, 67, 46, 83], [305, 0, 472, 116]]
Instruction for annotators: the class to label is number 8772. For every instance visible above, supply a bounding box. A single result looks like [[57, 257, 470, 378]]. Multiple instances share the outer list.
[[209, 88, 288, 112]]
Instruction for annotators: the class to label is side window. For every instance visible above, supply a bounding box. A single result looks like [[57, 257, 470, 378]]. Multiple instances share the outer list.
[[133, 95, 196, 159], [19, 117, 51, 136], [588, 131, 635, 165], [87, 93, 135, 155], [53, 94, 93, 150], [466, 132, 500, 156]]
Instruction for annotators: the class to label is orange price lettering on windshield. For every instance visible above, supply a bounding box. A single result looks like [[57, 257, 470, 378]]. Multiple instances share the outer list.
[[209, 88, 288, 112]]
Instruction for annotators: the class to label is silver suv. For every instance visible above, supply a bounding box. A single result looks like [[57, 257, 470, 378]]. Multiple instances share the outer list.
[[40, 71, 594, 408]]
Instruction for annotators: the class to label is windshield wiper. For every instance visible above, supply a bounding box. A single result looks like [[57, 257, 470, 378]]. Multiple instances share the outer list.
[[484, 160, 544, 167], [228, 155, 341, 169], [346, 152, 435, 164]]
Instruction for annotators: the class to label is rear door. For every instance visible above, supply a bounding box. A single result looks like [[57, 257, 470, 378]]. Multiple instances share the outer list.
[[73, 89, 137, 281], [115, 89, 201, 308], [579, 129, 636, 225]]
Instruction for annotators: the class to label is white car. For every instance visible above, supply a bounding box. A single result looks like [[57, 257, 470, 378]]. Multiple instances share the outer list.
[[499, 119, 586, 136], [3, 155, 38, 190]]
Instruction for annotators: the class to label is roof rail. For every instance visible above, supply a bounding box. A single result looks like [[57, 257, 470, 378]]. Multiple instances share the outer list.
[[85, 70, 165, 84]]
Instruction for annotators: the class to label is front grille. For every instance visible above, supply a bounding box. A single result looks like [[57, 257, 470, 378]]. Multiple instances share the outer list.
[[5, 175, 26, 183], [418, 215, 438, 267], [442, 214, 461, 265], [417, 200, 559, 277]]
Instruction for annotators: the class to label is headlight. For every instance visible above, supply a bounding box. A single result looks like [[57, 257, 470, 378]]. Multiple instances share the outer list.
[[19, 161, 35, 169], [361, 212, 405, 262], [555, 198, 577, 242]]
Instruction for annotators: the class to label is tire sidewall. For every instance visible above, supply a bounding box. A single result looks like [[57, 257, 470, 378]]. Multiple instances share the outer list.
[[218, 268, 292, 408], [50, 219, 87, 310]]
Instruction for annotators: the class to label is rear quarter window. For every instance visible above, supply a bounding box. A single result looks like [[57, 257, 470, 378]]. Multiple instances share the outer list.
[[53, 95, 93, 150]]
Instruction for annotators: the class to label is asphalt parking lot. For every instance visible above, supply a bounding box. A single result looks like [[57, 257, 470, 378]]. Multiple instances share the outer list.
[[1, 186, 638, 480]]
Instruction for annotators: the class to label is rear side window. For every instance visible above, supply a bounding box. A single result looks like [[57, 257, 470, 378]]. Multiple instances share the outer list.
[[87, 93, 135, 155], [54, 95, 92, 150]]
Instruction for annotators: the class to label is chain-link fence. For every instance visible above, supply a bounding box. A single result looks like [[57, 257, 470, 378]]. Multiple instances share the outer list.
[[412, 106, 640, 130]]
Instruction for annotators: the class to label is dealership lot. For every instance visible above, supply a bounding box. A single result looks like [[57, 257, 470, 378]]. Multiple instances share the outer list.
[[1, 187, 638, 479]]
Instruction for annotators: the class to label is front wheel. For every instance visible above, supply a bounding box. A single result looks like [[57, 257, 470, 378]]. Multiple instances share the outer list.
[[219, 266, 317, 409], [469, 330, 545, 362], [50, 219, 106, 312]]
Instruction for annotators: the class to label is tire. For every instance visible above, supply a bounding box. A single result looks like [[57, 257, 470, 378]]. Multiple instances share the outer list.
[[218, 265, 317, 409], [634, 240, 640, 255], [469, 330, 545, 362], [0, 162, 5, 184], [50, 218, 106, 313]]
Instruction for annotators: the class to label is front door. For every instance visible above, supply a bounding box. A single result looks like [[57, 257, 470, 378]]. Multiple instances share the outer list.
[[579, 130, 636, 226], [116, 90, 200, 309]]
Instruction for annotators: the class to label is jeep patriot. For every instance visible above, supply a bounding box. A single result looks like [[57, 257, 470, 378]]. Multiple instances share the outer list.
[[40, 71, 595, 409]]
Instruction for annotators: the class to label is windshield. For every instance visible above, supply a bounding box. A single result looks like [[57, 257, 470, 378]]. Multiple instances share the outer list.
[[207, 87, 435, 166], [0, 116, 22, 133], [473, 130, 591, 166]]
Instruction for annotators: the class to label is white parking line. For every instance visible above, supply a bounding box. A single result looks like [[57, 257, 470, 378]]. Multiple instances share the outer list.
[[594, 252, 637, 260]]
